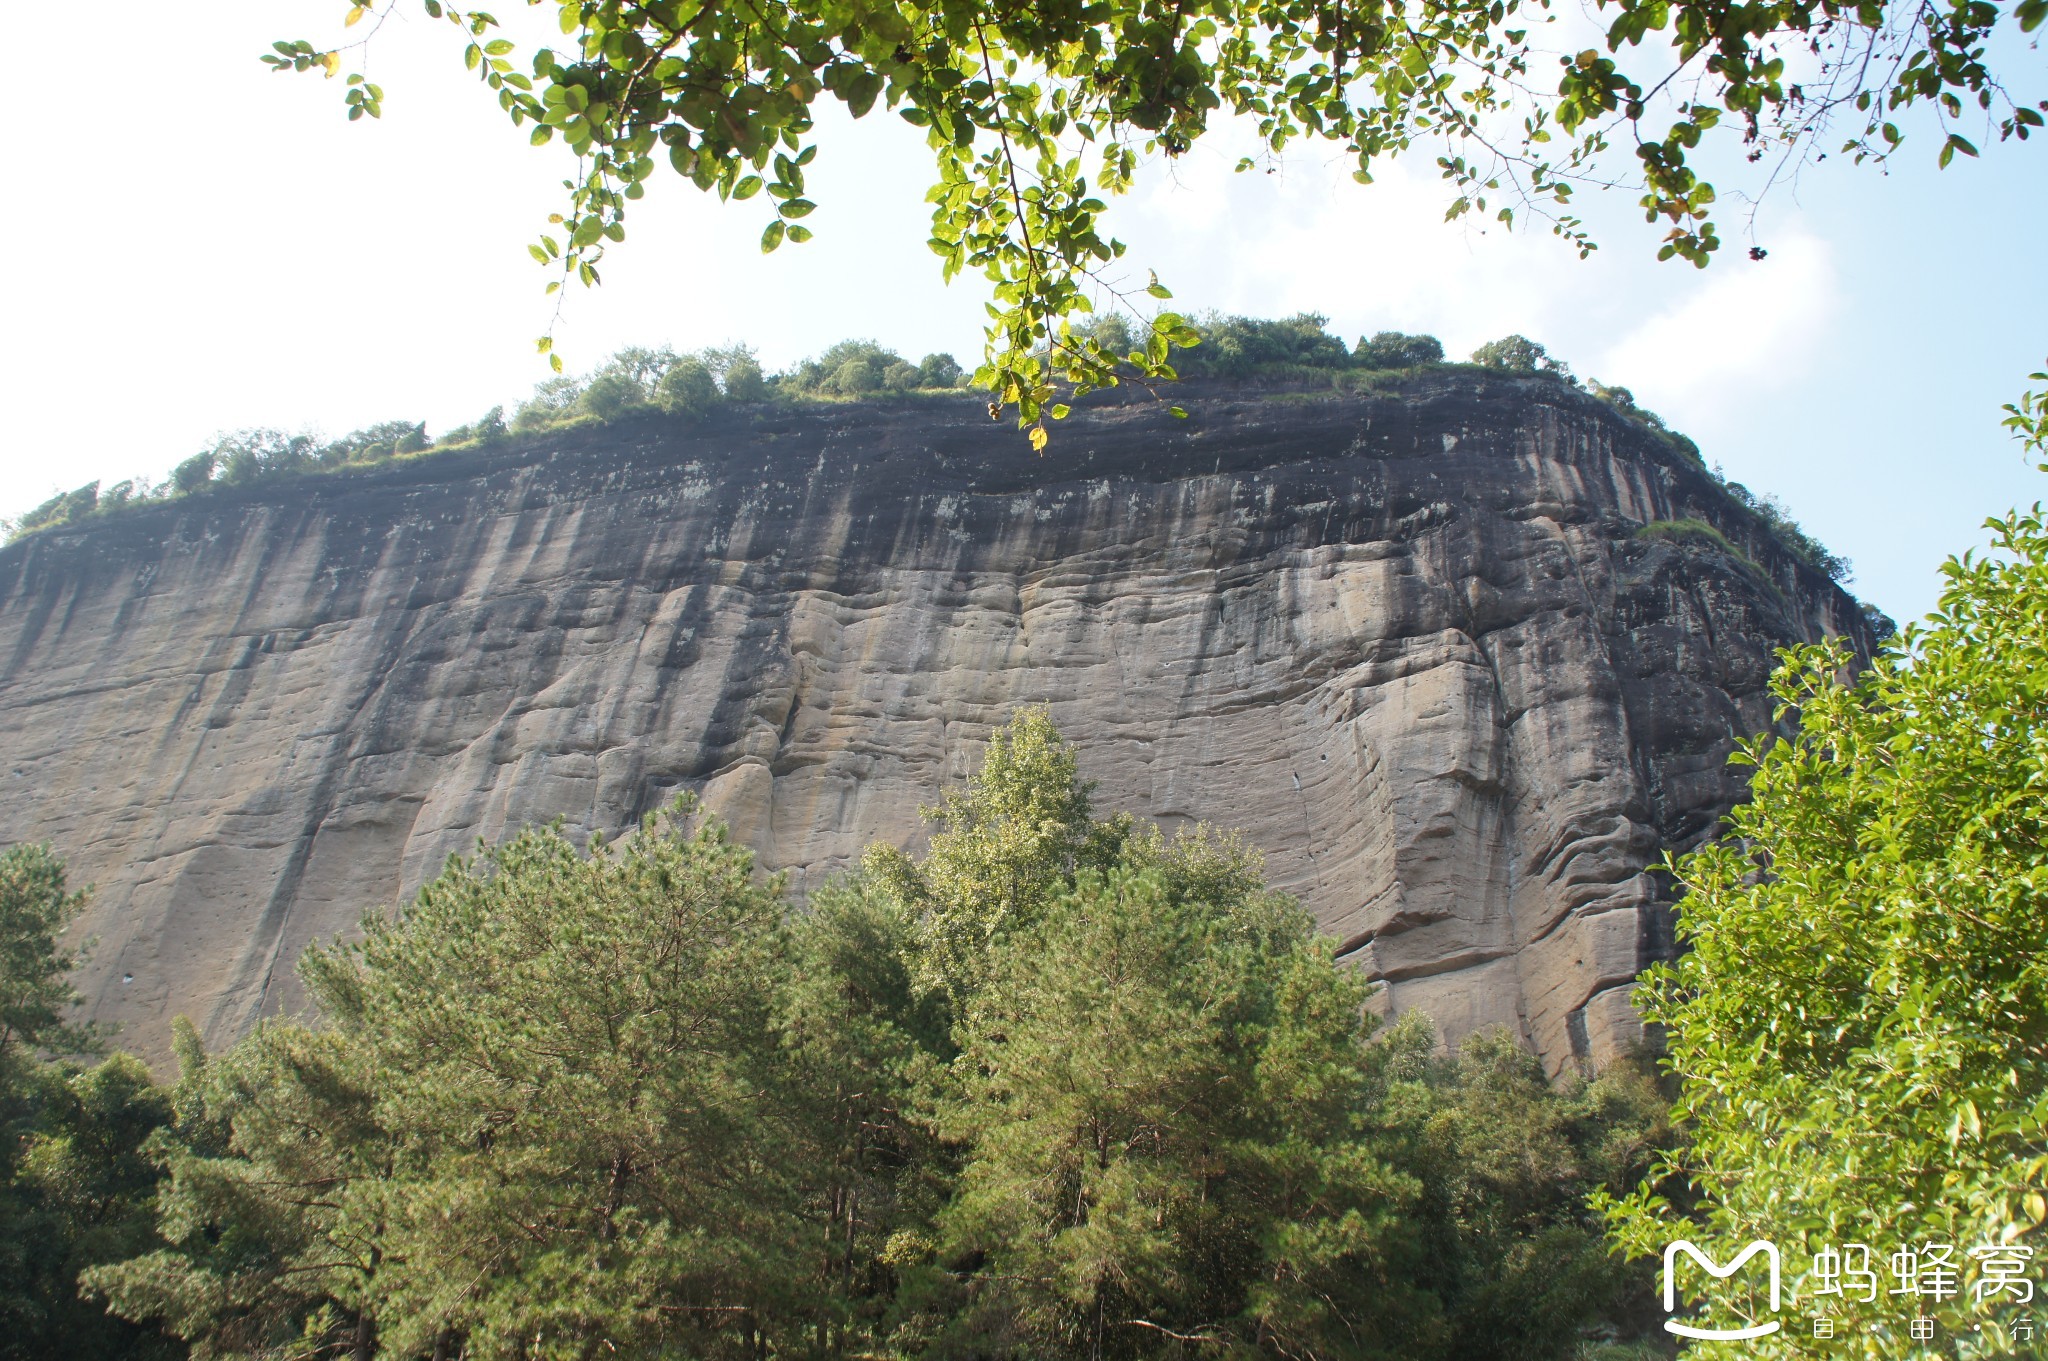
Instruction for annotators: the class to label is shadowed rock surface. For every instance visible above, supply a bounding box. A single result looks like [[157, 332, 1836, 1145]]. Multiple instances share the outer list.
[[0, 374, 1870, 1069]]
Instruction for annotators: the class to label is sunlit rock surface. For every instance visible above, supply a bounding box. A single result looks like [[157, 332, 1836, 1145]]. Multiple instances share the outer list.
[[0, 376, 1870, 1069]]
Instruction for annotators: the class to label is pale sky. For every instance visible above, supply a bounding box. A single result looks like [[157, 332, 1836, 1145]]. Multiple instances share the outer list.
[[1, 3, 2042, 624]]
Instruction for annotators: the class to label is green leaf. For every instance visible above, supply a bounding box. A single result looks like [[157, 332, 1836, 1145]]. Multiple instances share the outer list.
[[761, 219, 786, 252]]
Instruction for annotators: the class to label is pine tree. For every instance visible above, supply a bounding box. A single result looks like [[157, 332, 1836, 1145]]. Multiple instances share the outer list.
[[91, 800, 809, 1360]]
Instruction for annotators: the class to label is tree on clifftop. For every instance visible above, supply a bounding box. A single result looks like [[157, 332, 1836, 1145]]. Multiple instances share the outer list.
[[270, 0, 2042, 439]]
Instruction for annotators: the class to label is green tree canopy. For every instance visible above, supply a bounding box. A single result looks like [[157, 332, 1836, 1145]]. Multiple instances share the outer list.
[[0, 847, 183, 1361], [1169, 312, 1355, 377], [861, 709, 1669, 1360], [780, 339, 968, 396], [1469, 335, 1563, 375], [0, 845, 90, 1070], [1354, 332, 1445, 369], [82, 710, 1672, 1359], [655, 355, 718, 413], [1598, 372, 2048, 1356], [863, 707, 1125, 1002], [2, 1054, 181, 1361], [86, 802, 823, 1360], [932, 863, 1419, 1358], [274, 0, 2042, 438]]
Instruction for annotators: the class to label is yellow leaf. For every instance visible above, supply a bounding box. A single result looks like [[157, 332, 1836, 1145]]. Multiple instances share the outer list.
[[344, 5, 367, 26], [2025, 1191, 2047, 1226], [321, 50, 342, 77], [1028, 425, 1048, 453]]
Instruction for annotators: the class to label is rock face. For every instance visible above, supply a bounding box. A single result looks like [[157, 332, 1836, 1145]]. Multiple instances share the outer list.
[[0, 375, 1869, 1070]]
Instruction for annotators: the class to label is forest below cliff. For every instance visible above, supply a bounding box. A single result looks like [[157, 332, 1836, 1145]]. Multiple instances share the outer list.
[[0, 712, 1680, 1361]]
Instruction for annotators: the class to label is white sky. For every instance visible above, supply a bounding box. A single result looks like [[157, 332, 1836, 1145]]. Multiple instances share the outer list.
[[1, 3, 2043, 623]]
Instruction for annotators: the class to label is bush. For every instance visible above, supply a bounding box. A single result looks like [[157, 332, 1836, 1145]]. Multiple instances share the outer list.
[[782, 341, 964, 394], [581, 369, 644, 421], [15, 483, 100, 534], [1654, 431, 1706, 469], [782, 339, 902, 394], [1355, 330, 1445, 368], [1172, 311, 1352, 377], [317, 420, 428, 466], [917, 351, 964, 387], [441, 404, 507, 446], [599, 345, 680, 393], [169, 452, 217, 496], [1470, 334, 1565, 374], [1587, 382, 1669, 431], [827, 355, 886, 394], [514, 374, 585, 430], [655, 357, 719, 416], [721, 357, 767, 401], [144, 426, 404, 501], [212, 430, 320, 485]]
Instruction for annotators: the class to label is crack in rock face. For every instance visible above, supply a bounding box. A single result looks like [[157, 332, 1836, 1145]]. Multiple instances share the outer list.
[[0, 376, 1873, 1071]]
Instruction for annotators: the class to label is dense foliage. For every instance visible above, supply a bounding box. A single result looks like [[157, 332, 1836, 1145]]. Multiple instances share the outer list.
[[0, 847, 183, 1361], [1153, 313, 1441, 378], [1598, 374, 2048, 1356], [277, 0, 2041, 435], [1471, 335, 1569, 376], [0, 711, 1670, 1360], [778, 340, 969, 395]]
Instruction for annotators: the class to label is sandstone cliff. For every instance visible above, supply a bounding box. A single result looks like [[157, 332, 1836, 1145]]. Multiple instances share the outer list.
[[0, 374, 1870, 1069]]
